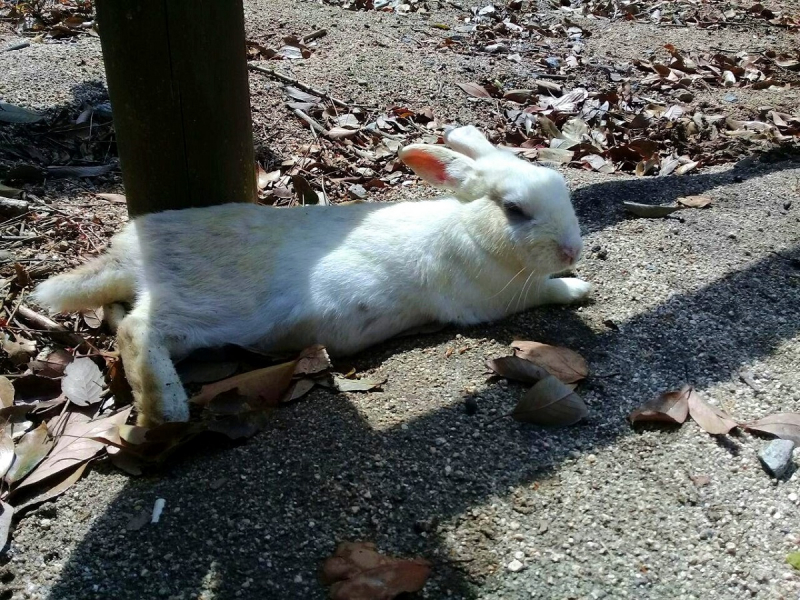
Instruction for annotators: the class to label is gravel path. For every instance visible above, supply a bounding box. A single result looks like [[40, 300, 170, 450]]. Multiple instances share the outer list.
[[1, 1, 799, 599]]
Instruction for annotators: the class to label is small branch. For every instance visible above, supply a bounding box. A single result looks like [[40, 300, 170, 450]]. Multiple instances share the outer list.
[[291, 108, 330, 137], [16, 304, 86, 347], [303, 29, 327, 43], [249, 64, 351, 109], [0, 197, 30, 216]]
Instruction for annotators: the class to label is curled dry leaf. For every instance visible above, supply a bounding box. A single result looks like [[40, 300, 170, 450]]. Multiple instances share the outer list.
[[677, 195, 713, 208], [629, 386, 691, 424], [328, 374, 386, 392], [61, 357, 105, 407], [95, 193, 127, 204], [622, 202, 681, 218], [744, 413, 800, 444], [512, 375, 588, 427], [2, 333, 36, 365], [485, 355, 550, 384], [29, 349, 73, 378], [321, 541, 431, 600], [687, 389, 738, 435], [511, 341, 588, 384]]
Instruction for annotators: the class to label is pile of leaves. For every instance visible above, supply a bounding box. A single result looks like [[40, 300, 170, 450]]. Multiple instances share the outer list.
[[562, 0, 800, 30], [320, 0, 429, 14], [0, 322, 384, 551], [486, 340, 590, 426], [629, 384, 800, 443], [457, 53, 800, 174], [1, 0, 97, 39], [249, 67, 443, 205], [0, 99, 117, 180]]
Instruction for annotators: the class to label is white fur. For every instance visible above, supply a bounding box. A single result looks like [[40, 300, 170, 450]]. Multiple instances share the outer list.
[[32, 126, 590, 425]]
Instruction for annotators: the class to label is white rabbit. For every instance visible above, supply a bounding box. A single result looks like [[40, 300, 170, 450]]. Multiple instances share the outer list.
[[32, 125, 590, 426]]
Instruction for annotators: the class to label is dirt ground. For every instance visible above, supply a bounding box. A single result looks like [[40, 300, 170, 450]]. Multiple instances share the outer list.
[[1, 0, 800, 599]]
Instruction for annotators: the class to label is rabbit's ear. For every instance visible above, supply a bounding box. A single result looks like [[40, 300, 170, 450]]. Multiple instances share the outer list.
[[444, 125, 496, 159], [399, 145, 477, 191]]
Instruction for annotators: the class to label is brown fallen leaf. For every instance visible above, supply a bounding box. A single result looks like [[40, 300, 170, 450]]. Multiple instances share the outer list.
[[29, 349, 73, 378], [81, 308, 104, 329], [2, 333, 36, 366], [13, 407, 131, 491], [677, 195, 713, 208], [456, 82, 492, 98], [4, 423, 52, 485], [512, 375, 588, 426], [0, 376, 13, 409], [190, 349, 309, 407], [744, 413, 800, 444], [294, 345, 331, 375], [321, 541, 431, 600], [687, 389, 738, 435], [511, 341, 588, 384], [328, 374, 386, 392], [485, 356, 550, 384], [176, 360, 239, 385], [61, 357, 104, 407], [622, 201, 681, 218], [12, 462, 88, 513], [285, 378, 316, 402], [629, 386, 691, 424]]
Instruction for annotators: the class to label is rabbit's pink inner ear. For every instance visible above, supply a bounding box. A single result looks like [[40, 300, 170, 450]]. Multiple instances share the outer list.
[[400, 147, 449, 184]]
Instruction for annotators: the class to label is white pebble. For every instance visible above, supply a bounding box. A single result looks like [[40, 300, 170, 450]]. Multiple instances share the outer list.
[[151, 498, 166, 524], [789, 492, 798, 503], [514, 551, 525, 560], [507, 559, 524, 573]]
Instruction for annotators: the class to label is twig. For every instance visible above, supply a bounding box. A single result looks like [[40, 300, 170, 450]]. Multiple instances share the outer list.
[[0, 235, 45, 242], [15, 304, 86, 348], [249, 64, 351, 109], [303, 29, 327, 43], [292, 108, 330, 137]]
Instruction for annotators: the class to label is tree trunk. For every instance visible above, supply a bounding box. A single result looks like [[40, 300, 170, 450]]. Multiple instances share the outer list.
[[95, 0, 256, 216]]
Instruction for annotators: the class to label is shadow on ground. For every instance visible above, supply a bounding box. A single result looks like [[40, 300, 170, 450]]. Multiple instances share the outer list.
[[9, 148, 792, 599]]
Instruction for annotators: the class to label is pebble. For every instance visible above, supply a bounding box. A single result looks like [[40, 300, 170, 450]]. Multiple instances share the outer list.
[[758, 439, 795, 478], [507, 559, 524, 572], [789, 492, 798, 503], [514, 551, 525, 560]]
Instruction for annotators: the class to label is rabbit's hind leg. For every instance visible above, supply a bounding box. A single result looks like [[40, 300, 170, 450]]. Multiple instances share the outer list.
[[102, 302, 128, 333], [115, 302, 189, 427], [540, 277, 592, 305]]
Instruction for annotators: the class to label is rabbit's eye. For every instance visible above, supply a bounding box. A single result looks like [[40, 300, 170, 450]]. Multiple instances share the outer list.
[[502, 201, 528, 220]]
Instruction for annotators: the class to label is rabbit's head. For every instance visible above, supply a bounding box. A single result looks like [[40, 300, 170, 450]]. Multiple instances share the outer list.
[[399, 125, 583, 275]]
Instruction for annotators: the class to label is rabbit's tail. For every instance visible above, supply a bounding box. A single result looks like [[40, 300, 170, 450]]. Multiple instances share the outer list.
[[31, 253, 136, 313]]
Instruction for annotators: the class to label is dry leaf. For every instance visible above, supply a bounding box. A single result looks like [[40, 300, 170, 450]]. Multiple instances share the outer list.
[[81, 308, 104, 329], [456, 82, 492, 98], [29, 349, 73, 378], [177, 360, 239, 385], [512, 375, 588, 426], [12, 462, 88, 513], [0, 427, 13, 480], [623, 202, 681, 218], [0, 101, 44, 124], [677, 195, 713, 208], [2, 333, 36, 365], [191, 349, 310, 407], [321, 541, 431, 600], [629, 386, 691, 424], [687, 389, 738, 435], [485, 356, 550, 384], [329, 374, 386, 392], [537, 148, 574, 164], [61, 357, 104, 407], [744, 413, 800, 444], [0, 376, 13, 409], [511, 341, 588, 383], [293, 345, 331, 375], [4, 423, 52, 485], [13, 408, 131, 491]]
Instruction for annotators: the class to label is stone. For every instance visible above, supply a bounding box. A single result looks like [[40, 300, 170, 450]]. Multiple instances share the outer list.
[[758, 439, 795, 478]]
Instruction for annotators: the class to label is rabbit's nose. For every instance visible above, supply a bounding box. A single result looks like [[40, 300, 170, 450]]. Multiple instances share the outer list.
[[558, 242, 582, 265]]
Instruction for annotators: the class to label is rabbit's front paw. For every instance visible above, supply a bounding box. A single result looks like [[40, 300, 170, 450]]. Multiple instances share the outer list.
[[543, 277, 592, 305]]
